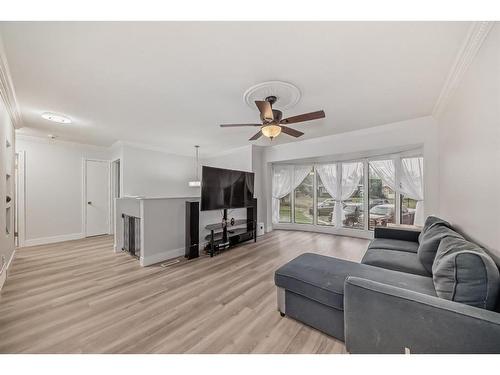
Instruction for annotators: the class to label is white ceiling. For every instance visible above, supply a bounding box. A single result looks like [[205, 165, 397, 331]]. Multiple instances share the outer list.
[[0, 22, 470, 156]]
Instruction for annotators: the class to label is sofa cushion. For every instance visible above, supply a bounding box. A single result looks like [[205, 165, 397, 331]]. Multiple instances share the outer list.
[[418, 215, 449, 241], [362, 248, 430, 276], [432, 237, 500, 310], [374, 227, 421, 242], [369, 238, 419, 253], [417, 216, 462, 274], [275, 253, 435, 310]]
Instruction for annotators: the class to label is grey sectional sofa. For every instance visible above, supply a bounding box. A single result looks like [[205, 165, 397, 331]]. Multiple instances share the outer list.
[[274, 216, 500, 353]]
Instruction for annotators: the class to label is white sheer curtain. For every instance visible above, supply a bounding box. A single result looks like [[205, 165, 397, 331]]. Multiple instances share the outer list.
[[315, 163, 363, 224], [272, 165, 292, 224], [341, 162, 363, 200], [401, 157, 424, 226], [272, 165, 312, 224], [315, 164, 338, 224], [369, 160, 396, 190], [294, 166, 312, 189], [370, 158, 425, 226], [316, 164, 338, 196], [340, 163, 363, 223]]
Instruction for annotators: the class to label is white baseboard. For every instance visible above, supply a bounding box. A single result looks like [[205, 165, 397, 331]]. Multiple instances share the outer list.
[[271, 224, 374, 240], [140, 247, 184, 267], [0, 250, 16, 291], [23, 232, 85, 247]]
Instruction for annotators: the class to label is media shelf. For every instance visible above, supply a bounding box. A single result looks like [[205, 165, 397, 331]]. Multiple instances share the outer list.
[[203, 202, 257, 257], [205, 227, 249, 241], [205, 221, 256, 257], [205, 219, 248, 232]]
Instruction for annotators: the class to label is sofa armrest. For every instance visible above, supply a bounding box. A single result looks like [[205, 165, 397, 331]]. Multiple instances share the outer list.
[[344, 276, 500, 353], [373, 227, 420, 242]]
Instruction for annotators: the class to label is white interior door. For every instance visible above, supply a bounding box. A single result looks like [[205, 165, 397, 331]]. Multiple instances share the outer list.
[[85, 160, 110, 237]]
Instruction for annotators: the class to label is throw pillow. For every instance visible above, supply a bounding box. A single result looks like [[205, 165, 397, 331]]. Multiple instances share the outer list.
[[432, 236, 500, 310], [417, 216, 461, 273]]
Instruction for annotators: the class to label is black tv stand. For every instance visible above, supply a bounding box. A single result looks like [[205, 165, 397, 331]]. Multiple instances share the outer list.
[[204, 203, 257, 257]]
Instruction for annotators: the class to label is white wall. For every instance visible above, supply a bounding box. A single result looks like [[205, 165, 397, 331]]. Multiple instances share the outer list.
[[251, 146, 267, 225], [121, 143, 199, 198], [263, 116, 440, 232], [115, 197, 192, 266], [13, 139, 258, 246], [202, 145, 253, 172], [109, 141, 124, 196], [16, 135, 110, 245], [437, 24, 500, 254]]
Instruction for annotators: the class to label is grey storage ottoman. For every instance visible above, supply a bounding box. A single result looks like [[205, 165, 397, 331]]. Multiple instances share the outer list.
[[275, 253, 436, 341]]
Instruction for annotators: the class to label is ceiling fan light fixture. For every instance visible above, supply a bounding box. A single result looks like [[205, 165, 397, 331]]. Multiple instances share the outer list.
[[261, 124, 281, 139]]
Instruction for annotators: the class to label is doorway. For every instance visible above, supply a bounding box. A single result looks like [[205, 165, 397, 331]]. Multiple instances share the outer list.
[[84, 159, 110, 237], [110, 159, 121, 234]]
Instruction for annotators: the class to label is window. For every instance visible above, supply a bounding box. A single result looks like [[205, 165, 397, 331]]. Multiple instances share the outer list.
[[369, 160, 395, 230], [294, 169, 314, 224], [400, 157, 424, 226], [342, 162, 364, 230], [401, 196, 418, 225], [316, 171, 336, 226], [272, 153, 424, 231], [279, 193, 291, 223]]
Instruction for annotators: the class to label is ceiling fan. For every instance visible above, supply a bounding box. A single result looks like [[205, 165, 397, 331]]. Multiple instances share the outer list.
[[220, 96, 326, 141]]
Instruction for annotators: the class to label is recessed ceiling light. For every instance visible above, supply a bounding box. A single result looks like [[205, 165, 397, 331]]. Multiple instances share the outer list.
[[41, 112, 72, 124]]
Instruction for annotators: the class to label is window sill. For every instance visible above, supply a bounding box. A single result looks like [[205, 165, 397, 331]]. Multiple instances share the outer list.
[[272, 223, 374, 240]]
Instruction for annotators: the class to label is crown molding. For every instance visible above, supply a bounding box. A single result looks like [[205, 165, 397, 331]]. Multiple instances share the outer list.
[[16, 133, 110, 150], [119, 140, 192, 156], [432, 21, 495, 118], [0, 36, 22, 128]]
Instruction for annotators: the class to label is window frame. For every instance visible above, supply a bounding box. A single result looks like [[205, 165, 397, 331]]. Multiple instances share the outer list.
[[278, 193, 292, 224], [368, 158, 398, 230], [340, 161, 365, 230], [314, 163, 338, 227], [272, 151, 424, 235], [293, 167, 314, 225]]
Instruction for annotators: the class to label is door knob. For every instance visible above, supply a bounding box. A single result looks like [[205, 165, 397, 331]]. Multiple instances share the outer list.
[[87, 201, 92, 205]]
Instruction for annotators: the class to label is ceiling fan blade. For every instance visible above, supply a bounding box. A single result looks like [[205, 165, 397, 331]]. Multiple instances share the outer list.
[[255, 101, 274, 121], [249, 130, 263, 141], [280, 110, 325, 125], [220, 124, 262, 127], [280, 126, 304, 138]]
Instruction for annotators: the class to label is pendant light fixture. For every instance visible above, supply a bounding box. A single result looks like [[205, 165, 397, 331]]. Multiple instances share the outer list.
[[188, 145, 201, 187]]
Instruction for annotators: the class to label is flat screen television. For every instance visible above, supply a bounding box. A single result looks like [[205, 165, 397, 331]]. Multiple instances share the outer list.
[[201, 166, 255, 211]]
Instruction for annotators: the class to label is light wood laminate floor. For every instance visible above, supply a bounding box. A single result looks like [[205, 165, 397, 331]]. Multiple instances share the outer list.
[[0, 230, 369, 353]]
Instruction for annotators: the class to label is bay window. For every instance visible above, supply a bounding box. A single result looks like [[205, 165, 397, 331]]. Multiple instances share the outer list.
[[368, 160, 396, 230], [316, 164, 337, 226], [342, 162, 364, 229], [294, 169, 314, 224], [279, 193, 291, 223], [400, 156, 424, 226], [271, 152, 424, 232]]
